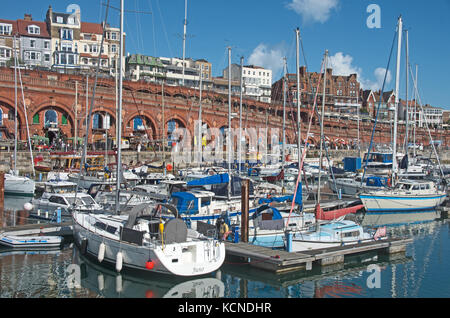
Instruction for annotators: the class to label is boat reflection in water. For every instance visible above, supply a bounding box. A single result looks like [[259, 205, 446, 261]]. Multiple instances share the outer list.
[[72, 248, 225, 298], [359, 209, 441, 229]]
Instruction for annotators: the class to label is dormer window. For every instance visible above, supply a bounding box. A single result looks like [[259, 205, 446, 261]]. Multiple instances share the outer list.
[[56, 16, 63, 23], [0, 23, 12, 35], [28, 25, 40, 35], [68, 17, 75, 25]]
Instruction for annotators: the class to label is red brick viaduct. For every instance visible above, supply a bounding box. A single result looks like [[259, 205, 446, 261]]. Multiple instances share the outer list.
[[0, 67, 447, 149]]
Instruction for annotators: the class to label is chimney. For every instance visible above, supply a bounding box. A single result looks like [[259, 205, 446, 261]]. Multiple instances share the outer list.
[[24, 14, 32, 21]]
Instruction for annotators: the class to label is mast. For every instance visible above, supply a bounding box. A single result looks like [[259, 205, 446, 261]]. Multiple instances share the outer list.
[[197, 64, 203, 167], [238, 56, 244, 175], [295, 28, 302, 166], [13, 35, 17, 175], [317, 50, 328, 206], [392, 15, 403, 181], [162, 80, 166, 176], [404, 29, 409, 155], [115, 0, 124, 214], [74, 81, 78, 151], [282, 57, 287, 189], [413, 65, 418, 158], [182, 0, 187, 86], [227, 46, 232, 200]]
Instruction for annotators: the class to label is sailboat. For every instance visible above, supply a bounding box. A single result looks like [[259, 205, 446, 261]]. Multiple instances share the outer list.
[[286, 48, 373, 252], [5, 36, 35, 197], [359, 16, 448, 214], [72, 0, 225, 277]]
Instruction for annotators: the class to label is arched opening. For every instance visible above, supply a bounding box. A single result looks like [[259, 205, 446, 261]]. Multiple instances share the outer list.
[[44, 110, 58, 128]]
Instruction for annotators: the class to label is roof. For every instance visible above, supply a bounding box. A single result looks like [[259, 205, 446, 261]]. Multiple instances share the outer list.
[[81, 22, 103, 35], [16, 19, 50, 38], [0, 19, 18, 35]]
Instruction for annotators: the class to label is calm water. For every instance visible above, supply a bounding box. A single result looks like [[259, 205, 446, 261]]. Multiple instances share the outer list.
[[1, 195, 450, 298]]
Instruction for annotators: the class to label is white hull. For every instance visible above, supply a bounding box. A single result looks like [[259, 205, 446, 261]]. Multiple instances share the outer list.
[[4, 174, 35, 197], [289, 238, 375, 252], [73, 213, 225, 277], [360, 192, 447, 213]]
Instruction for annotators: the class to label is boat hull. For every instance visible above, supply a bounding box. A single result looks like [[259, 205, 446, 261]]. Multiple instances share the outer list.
[[73, 218, 225, 277], [360, 193, 447, 213], [4, 175, 35, 197]]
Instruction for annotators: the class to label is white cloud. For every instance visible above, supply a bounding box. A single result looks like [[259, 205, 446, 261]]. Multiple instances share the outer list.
[[287, 0, 339, 23], [248, 43, 286, 78], [328, 52, 392, 91]]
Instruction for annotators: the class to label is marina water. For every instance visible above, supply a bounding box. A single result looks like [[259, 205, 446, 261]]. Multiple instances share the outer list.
[[1, 195, 449, 298]]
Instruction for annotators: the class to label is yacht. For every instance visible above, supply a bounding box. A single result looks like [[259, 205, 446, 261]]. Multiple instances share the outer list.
[[31, 180, 102, 216], [72, 204, 225, 277], [360, 180, 447, 213], [4, 172, 35, 197]]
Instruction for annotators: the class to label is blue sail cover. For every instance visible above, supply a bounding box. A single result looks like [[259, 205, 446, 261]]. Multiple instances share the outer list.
[[257, 183, 302, 206], [186, 173, 230, 186]]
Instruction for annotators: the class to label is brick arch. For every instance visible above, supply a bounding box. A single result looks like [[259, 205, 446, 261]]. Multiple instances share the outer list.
[[124, 110, 158, 140], [0, 96, 27, 139]]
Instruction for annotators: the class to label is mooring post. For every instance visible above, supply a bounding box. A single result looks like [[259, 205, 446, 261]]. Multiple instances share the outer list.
[[285, 230, 293, 252], [0, 171, 4, 210], [56, 208, 61, 223], [241, 178, 249, 243]]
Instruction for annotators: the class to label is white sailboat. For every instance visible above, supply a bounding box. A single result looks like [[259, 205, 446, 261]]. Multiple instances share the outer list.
[[5, 35, 35, 197], [359, 16, 448, 214], [72, 0, 225, 277]]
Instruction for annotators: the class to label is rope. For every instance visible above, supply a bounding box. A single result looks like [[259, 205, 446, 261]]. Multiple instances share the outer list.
[[360, 30, 398, 187]]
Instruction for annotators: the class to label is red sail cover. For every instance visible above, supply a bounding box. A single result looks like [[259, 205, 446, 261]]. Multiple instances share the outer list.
[[315, 204, 364, 221]]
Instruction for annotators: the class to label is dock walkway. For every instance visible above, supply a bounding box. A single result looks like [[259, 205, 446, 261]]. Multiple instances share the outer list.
[[225, 237, 413, 273]]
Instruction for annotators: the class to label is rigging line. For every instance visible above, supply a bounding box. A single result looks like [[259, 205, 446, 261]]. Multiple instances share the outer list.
[[75, 0, 112, 204], [147, 0, 157, 56], [135, 0, 143, 54], [101, 2, 152, 14], [408, 63, 445, 182], [360, 30, 398, 188], [286, 57, 326, 226], [156, 0, 173, 57]]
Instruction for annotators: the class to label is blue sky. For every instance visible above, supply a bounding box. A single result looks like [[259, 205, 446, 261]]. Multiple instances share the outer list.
[[3, 0, 450, 109]]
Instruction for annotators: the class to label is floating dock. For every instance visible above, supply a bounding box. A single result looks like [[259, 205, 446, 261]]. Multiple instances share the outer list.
[[224, 237, 413, 273], [0, 221, 73, 237]]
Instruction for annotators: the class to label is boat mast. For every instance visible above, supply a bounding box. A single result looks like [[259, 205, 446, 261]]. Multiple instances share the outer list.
[[295, 28, 302, 166], [227, 46, 232, 200], [392, 16, 403, 182], [413, 65, 418, 158], [404, 29, 409, 155], [282, 57, 287, 189], [238, 56, 244, 175], [115, 0, 124, 214], [182, 0, 187, 86], [197, 64, 203, 168], [317, 50, 328, 206], [13, 35, 17, 175]]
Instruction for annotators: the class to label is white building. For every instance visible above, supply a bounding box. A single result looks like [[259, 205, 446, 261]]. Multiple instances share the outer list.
[[416, 106, 443, 128], [223, 64, 272, 103]]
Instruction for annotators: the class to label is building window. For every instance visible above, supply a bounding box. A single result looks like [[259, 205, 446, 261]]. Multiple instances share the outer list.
[[30, 40, 36, 48], [0, 47, 11, 58], [44, 41, 50, 49], [61, 29, 73, 41], [110, 44, 117, 53], [27, 25, 40, 35], [56, 16, 63, 23], [110, 32, 117, 40], [0, 23, 12, 35]]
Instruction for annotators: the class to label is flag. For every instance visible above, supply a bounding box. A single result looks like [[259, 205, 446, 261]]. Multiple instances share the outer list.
[[374, 226, 386, 240]]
